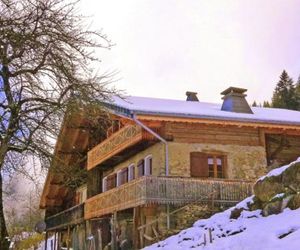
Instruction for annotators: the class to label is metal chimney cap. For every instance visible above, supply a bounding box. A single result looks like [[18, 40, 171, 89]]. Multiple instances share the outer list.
[[221, 87, 248, 96], [186, 91, 199, 101], [220, 86, 253, 114]]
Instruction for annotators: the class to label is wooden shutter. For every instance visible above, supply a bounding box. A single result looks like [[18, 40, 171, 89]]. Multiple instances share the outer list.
[[74, 192, 80, 205], [190, 152, 209, 177], [121, 168, 128, 184], [107, 174, 116, 190], [87, 168, 102, 198], [137, 159, 144, 177]]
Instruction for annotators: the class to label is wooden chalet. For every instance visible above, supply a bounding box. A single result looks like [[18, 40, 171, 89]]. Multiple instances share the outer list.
[[40, 87, 300, 249]]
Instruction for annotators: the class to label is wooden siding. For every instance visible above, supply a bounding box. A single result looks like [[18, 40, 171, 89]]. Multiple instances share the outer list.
[[84, 176, 252, 219], [165, 123, 261, 146]]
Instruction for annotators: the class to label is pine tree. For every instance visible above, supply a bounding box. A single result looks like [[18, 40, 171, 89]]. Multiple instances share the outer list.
[[263, 101, 271, 108], [252, 101, 257, 107], [272, 70, 297, 110]]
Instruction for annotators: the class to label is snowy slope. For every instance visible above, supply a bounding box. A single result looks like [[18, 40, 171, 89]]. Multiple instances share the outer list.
[[145, 200, 300, 250]]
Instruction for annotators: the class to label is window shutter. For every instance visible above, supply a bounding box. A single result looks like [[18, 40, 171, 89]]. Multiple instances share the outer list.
[[74, 192, 80, 205], [120, 168, 128, 185], [137, 159, 144, 177], [190, 152, 209, 177], [107, 174, 116, 190]]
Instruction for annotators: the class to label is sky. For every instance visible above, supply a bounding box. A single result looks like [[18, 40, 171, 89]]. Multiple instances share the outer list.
[[80, 0, 300, 104]]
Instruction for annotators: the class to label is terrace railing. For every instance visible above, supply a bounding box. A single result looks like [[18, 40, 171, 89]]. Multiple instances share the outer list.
[[85, 176, 253, 219], [45, 203, 84, 231]]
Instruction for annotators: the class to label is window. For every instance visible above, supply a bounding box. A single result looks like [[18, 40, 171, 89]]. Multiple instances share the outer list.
[[102, 176, 108, 192], [128, 164, 135, 181], [137, 159, 145, 177], [137, 155, 153, 178], [190, 152, 226, 178], [145, 155, 152, 176], [117, 168, 128, 186]]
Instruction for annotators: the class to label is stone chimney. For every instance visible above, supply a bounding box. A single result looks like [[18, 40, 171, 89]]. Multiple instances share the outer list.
[[186, 91, 199, 102], [221, 87, 253, 114]]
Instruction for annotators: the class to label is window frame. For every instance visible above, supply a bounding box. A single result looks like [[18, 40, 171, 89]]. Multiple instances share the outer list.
[[117, 167, 128, 186], [144, 155, 152, 176], [207, 155, 225, 178], [128, 164, 135, 181]]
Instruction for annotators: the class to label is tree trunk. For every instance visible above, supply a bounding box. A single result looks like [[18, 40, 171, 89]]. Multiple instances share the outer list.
[[0, 171, 9, 250]]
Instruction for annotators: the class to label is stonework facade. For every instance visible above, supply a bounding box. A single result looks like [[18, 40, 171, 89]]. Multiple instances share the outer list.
[[103, 141, 268, 181]]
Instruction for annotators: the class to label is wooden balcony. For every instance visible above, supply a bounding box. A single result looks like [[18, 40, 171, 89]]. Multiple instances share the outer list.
[[45, 203, 84, 231], [87, 125, 155, 170], [85, 176, 253, 219]]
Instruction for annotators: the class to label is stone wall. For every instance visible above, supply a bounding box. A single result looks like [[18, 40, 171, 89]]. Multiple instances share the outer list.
[[103, 142, 267, 181], [168, 142, 267, 180]]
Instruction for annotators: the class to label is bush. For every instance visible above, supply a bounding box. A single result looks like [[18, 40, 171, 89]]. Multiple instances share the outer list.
[[15, 233, 44, 250]]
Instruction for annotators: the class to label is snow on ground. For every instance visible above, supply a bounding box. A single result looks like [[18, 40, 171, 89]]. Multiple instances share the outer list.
[[145, 201, 300, 250]]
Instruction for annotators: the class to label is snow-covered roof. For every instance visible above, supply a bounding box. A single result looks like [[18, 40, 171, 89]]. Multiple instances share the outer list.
[[110, 96, 300, 126]]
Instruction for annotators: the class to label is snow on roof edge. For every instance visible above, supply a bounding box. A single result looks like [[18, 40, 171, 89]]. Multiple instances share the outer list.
[[104, 95, 300, 127], [130, 109, 300, 126]]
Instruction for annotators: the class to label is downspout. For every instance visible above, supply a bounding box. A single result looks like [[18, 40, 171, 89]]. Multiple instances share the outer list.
[[132, 114, 169, 176], [132, 114, 170, 229]]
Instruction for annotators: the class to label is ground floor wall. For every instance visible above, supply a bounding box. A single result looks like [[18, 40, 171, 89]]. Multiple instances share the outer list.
[[84, 203, 222, 250]]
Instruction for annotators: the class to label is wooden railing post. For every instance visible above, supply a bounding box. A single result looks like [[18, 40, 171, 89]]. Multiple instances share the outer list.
[[110, 212, 117, 250]]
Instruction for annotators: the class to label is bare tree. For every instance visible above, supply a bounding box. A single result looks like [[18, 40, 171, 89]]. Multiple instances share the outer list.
[[0, 0, 116, 248]]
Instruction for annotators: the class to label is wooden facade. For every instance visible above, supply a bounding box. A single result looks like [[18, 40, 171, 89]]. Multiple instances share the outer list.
[[40, 95, 300, 249]]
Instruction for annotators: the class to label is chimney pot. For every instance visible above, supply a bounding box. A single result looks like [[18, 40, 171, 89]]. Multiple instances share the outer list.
[[186, 91, 199, 102], [221, 87, 253, 114]]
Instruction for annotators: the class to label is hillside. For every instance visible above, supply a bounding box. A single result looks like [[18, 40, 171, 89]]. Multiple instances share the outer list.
[[145, 157, 300, 250]]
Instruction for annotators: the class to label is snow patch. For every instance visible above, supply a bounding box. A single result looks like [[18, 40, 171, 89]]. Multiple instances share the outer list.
[[145, 205, 300, 250]]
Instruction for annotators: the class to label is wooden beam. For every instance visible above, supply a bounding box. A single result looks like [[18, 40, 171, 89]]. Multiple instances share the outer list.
[[136, 114, 300, 131], [259, 128, 266, 147]]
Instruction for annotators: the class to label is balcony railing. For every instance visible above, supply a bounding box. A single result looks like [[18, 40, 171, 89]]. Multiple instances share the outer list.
[[45, 203, 84, 230], [87, 125, 155, 170], [85, 176, 253, 219]]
